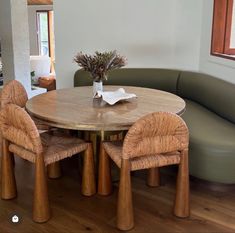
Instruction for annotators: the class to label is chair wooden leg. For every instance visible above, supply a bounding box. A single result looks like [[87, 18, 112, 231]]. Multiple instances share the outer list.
[[98, 143, 112, 195], [174, 149, 190, 218], [147, 167, 160, 187], [33, 153, 50, 223], [117, 159, 134, 231], [81, 143, 96, 196], [47, 162, 62, 179], [1, 139, 17, 200]]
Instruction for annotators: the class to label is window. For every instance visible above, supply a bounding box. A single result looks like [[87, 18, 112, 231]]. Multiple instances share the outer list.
[[37, 11, 49, 56], [211, 0, 235, 59], [36, 10, 55, 73]]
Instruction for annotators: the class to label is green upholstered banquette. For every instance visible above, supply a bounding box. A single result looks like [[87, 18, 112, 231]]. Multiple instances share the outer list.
[[74, 68, 235, 184]]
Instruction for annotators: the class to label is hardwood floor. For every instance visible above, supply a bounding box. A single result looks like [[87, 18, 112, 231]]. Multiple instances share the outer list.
[[0, 156, 235, 233]]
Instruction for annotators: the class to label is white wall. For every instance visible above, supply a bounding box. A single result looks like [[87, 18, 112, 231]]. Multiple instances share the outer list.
[[0, 0, 31, 93], [28, 5, 53, 55], [0, 1, 47, 96], [173, 0, 203, 70], [199, 0, 235, 83], [54, 0, 203, 89], [0, 0, 15, 82]]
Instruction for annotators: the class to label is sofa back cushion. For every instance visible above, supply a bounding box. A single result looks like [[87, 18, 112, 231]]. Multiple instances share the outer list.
[[178, 71, 235, 124], [74, 68, 180, 94]]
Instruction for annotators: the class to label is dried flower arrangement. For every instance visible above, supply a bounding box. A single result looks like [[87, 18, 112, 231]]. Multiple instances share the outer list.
[[74, 50, 127, 82]]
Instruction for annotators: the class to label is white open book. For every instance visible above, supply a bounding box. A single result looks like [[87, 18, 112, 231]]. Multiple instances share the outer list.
[[97, 88, 137, 105]]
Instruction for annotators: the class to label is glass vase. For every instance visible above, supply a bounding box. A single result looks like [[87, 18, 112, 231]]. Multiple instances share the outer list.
[[93, 81, 103, 98]]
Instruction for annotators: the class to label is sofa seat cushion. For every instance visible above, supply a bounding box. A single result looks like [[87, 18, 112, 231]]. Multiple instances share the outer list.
[[178, 71, 235, 124], [182, 99, 235, 184]]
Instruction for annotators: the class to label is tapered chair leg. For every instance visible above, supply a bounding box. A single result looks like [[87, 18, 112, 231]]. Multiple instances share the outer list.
[[1, 139, 17, 200], [117, 159, 134, 231], [147, 167, 160, 187], [174, 149, 190, 218], [81, 143, 96, 196], [47, 162, 62, 179], [33, 153, 50, 223], [98, 143, 112, 195]]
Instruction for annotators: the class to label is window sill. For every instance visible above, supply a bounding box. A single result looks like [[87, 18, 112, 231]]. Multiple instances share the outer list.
[[211, 52, 235, 61], [206, 53, 235, 70]]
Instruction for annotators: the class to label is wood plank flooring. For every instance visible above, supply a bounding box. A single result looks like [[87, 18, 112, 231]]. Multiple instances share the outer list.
[[0, 156, 235, 233]]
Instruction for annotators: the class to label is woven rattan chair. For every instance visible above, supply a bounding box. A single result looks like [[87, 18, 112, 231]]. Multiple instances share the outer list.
[[1, 80, 50, 130], [98, 112, 189, 230], [0, 80, 63, 178], [0, 104, 96, 223]]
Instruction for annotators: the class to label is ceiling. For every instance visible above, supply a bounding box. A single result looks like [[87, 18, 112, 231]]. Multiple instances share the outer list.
[[28, 0, 53, 5]]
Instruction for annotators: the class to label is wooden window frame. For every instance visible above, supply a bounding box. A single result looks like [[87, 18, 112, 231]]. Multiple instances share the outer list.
[[211, 0, 235, 60], [224, 0, 235, 54]]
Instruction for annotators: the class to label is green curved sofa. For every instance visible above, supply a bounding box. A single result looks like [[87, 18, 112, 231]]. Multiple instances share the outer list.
[[74, 68, 235, 184]]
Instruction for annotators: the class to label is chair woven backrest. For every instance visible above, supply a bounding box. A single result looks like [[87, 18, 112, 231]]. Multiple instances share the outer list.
[[122, 112, 189, 159], [1, 80, 28, 108], [0, 104, 43, 155]]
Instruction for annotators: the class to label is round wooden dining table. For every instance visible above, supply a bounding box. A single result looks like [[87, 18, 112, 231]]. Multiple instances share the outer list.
[[26, 85, 185, 132], [26, 86, 185, 176]]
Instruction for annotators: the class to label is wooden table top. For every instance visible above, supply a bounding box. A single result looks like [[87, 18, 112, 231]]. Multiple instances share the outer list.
[[26, 86, 185, 131]]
